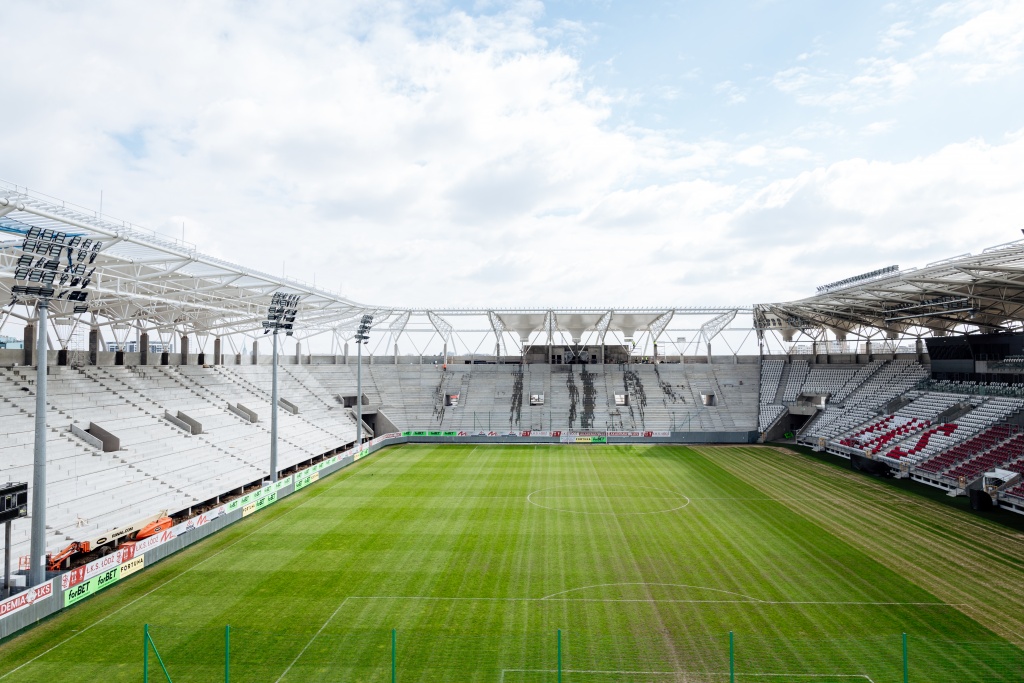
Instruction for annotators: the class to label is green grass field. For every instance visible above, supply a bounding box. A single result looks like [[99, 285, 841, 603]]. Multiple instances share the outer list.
[[2, 444, 1024, 683]]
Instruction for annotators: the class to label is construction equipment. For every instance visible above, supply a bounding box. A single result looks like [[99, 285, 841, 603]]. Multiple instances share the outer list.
[[21, 511, 172, 572]]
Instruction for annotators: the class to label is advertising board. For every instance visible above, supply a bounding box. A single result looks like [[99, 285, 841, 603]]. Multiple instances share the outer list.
[[0, 583, 52, 619], [562, 436, 608, 443], [62, 552, 144, 608]]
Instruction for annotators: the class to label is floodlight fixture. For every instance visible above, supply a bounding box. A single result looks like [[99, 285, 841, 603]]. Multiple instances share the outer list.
[[263, 292, 302, 337]]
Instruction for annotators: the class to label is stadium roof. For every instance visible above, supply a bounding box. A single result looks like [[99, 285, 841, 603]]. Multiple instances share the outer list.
[[755, 240, 1024, 339], [0, 183, 748, 348]]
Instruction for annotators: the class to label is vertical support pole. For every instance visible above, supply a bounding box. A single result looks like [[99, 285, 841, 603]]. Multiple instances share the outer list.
[[903, 632, 908, 683], [4, 520, 11, 598], [271, 330, 279, 482], [23, 323, 34, 366], [29, 300, 48, 587], [557, 629, 562, 683], [357, 339, 363, 447], [88, 325, 99, 365], [729, 631, 735, 683], [144, 623, 150, 683], [391, 628, 396, 683], [225, 624, 230, 683]]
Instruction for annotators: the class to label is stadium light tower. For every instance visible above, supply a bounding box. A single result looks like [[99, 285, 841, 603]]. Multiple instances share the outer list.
[[263, 292, 301, 483], [355, 314, 373, 448], [6, 228, 101, 587]]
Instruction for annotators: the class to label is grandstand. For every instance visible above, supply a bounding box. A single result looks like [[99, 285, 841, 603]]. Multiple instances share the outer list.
[[4, 183, 1024, 670]]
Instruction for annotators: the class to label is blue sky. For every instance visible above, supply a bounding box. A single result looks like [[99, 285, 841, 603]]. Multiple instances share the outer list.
[[538, 0, 1024, 163], [1, 0, 1023, 310]]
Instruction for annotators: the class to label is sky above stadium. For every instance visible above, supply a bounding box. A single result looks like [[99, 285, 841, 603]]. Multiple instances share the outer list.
[[2, 0, 1024, 309]]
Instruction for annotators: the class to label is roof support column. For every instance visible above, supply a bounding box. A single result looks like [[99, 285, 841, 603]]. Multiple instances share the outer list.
[[23, 323, 34, 367], [88, 326, 99, 366], [140, 333, 150, 365], [180, 335, 189, 365], [213, 337, 221, 365]]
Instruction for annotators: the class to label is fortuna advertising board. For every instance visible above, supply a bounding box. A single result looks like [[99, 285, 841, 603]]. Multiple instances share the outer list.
[[0, 583, 52, 619]]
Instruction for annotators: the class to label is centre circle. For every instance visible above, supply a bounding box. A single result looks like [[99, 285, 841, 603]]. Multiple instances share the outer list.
[[527, 484, 690, 515]]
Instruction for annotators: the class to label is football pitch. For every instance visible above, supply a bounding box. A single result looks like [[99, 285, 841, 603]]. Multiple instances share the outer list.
[[1, 444, 1023, 683]]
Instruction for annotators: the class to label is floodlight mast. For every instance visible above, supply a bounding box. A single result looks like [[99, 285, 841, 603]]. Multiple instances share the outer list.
[[29, 300, 47, 588], [263, 293, 301, 483], [355, 315, 373, 449], [7, 227, 102, 588], [271, 329, 278, 482]]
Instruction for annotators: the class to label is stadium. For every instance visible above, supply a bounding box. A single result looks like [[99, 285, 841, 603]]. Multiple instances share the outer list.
[[3, 3, 1024, 682], [1, 183, 1024, 683]]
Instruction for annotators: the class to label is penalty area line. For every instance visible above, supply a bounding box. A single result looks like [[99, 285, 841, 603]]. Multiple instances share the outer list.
[[344, 595, 964, 608], [500, 669, 874, 683]]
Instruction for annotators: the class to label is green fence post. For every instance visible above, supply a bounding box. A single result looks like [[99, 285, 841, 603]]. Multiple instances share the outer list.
[[729, 631, 735, 683], [148, 632, 174, 683], [903, 633, 908, 683], [557, 629, 562, 683], [391, 629, 397, 683], [144, 624, 149, 683], [225, 625, 231, 683]]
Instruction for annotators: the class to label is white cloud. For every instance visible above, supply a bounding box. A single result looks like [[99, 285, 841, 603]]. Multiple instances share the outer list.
[[879, 21, 915, 51], [932, 0, 1024, 81], [774, 0, 1024, 110], [771, 58, 916, 109], [0, 0, 1023, 318], [713, 80, 747, 105], [728, 130, 1024, 301], [861, 119, 897, 136]]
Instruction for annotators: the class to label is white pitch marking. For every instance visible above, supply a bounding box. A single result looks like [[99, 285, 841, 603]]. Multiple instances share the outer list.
[[274, 597, 350, 683], [501, 669, 874, 683], [343, 595, 962, 607], [540, 582, 764, 602]]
